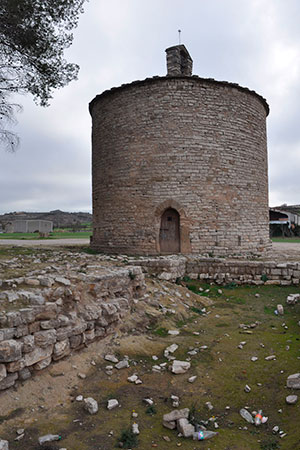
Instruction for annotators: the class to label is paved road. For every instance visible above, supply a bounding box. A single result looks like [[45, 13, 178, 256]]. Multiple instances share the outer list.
[[0, 238, 90, 247]]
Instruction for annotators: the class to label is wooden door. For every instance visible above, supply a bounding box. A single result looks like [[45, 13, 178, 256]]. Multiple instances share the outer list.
[[159, 208, 180, 253]]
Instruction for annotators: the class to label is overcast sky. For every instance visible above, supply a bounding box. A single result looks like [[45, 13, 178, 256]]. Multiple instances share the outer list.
[[1, 0, 300, 214]]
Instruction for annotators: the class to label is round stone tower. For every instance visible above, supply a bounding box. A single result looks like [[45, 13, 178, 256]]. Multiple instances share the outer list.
[[89, 45, 270, 256]]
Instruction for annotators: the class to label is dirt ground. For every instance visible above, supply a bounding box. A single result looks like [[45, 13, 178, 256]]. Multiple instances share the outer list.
[[0, 275, 299, 450]]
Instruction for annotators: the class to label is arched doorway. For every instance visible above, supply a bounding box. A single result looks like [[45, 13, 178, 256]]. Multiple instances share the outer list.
[[159, 208, 180, 253]]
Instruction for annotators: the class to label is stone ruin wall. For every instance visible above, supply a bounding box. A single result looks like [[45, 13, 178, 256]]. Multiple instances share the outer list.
[[130, 256, 300, 286], [0, 266, 145, 393], [0, 254, 299, 394], [90, 76, 270, 257]]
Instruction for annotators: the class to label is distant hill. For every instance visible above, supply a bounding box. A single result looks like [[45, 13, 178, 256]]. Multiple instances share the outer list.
[[0, 210, 92, 228]]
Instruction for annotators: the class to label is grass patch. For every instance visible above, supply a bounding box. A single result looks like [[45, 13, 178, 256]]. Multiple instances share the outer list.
[[145, 405, 157, 415], [117, 427, 138, 449], [264, 305, 275, 315], [152, 327, 168, 337], [272, 237, 300, 243], [190, 306, 205, 315]]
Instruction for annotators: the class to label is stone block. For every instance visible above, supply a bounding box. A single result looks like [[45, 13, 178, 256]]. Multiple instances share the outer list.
[[0, 372, 18, 390], [20, 335, 35, 353], [34, 357, 52, 370], [69, 334, 82, 349], [34, 329, 57, 348], [0, 340, 22, 362], [6, 358, 26, 373], [18, 367, 31, 381], [163, 408, 190, 423], [53, 339, 70, 360], [24, 345, 53, 367], [177, 418, 195, 437], [56, 326, 73, 341], [0, 328, 15, 341], [0, 364, 7, 382]]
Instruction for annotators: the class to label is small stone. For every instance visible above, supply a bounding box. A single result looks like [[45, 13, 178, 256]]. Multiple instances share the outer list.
[[164, 344, 178, 358], [127, 374, 138, 383], [286, 395, 298, 404], [143, 398, 153, 406], [171, 360, 190, 374], [273, 426, 279, 433], [0, 440, 9, 450], [244, 384, 251, 393], [115, 359, 129, 370], [78, 373, 86, 379], [163, 408, 189, 422], [168, 330, 179, 336], [104, 354, 118, 363], [205, 401, 213, 410], [55, 277, 71, 286], [163, 436, 171, 442], [76, 395, 83, 402], [287, 373, 300, 389], [107, 399, 119, 410], [84, 397, 98, 414], [265, 355, 276, 361], [255, 293, 260, 298], [251, 357, 258, 362], [188, 376, 197, 383]]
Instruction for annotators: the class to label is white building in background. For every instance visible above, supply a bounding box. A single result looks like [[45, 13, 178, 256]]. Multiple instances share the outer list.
[[4, 220, 53, 233]]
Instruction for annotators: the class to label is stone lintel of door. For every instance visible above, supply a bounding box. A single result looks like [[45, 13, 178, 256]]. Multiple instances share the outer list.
[[154, 199, 191, 253]]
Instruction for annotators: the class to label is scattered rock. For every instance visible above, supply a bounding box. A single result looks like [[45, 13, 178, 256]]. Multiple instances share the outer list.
[[188, 376, 197, 383], [177, 418, 195, 437], [265, 355, 276, 361], [168, 330, 180, 336], [38, 434, 61, 444], [244, 384, 251, 393], [163, 408, 189, 423], [107, 399, 119, 410], [171, 360, 190, 374], [287, 373, 300, 389], [0, 440, 9, 450], [84, 397, 98, 414], [164, 344, 178, 358], [115, 359, 129, 370], [251, 357, 258, 362], [286, 293, 299, 305], [286, 395, 298, 404], [104, 354, 118, 363], [205, 401, 213, 410], [127, 374, 138, 383]]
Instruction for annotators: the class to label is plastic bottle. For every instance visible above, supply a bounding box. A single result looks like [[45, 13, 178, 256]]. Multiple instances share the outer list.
[[193, 430, 218, 440], [240, 408, 254, 424], [255, 410, 263, 426], [38, 434, 61, 444]]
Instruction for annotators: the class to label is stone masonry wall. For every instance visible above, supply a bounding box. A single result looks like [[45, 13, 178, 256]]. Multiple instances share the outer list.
[[90, 75, 270, 257], [0, 266, 145, 392], [129, 256, 300, 286]]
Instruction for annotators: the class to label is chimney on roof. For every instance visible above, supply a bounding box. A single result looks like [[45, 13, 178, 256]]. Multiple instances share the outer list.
[[165, 45, 193, 76]]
